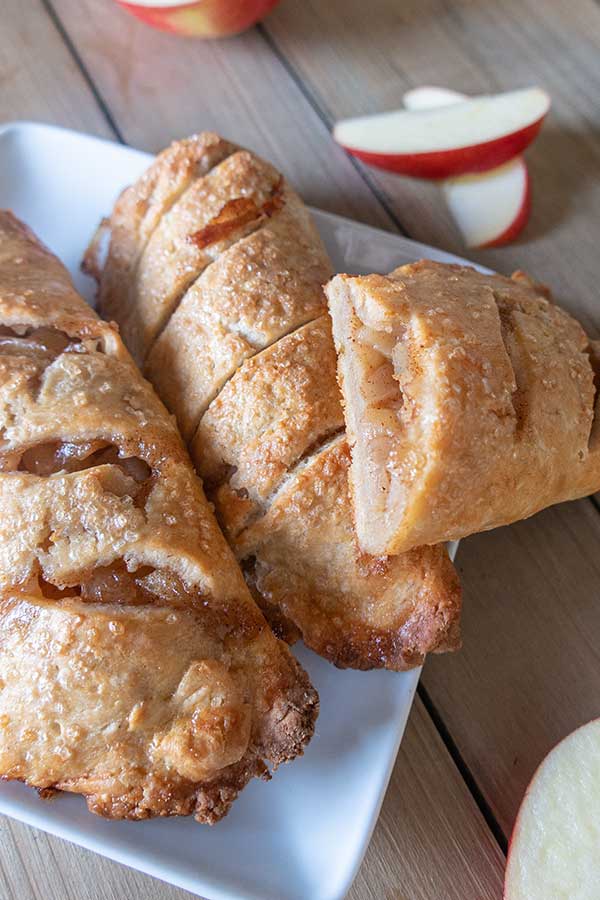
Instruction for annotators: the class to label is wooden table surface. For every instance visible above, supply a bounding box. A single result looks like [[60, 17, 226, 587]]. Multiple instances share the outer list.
[[1, 1, 599, 897]]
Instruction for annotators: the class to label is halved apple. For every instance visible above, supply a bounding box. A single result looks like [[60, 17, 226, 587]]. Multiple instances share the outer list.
[[333, 87, 549, 179], [504, 719, 600, 899], [115, 0, 280, 37]]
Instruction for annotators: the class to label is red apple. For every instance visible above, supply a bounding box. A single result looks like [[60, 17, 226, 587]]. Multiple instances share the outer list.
[[115, 0, 280, 37], [333, 87, 550, 179], [442, 158, 530, 248], [504, 719, 600, 899], [403, 85, 532, 246]]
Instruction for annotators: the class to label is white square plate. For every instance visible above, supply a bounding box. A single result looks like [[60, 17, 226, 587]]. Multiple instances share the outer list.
[[0, 122, 463, 900]]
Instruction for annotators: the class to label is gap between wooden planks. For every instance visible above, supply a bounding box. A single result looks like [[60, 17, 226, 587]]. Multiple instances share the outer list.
[[0, 0, 505, 897]]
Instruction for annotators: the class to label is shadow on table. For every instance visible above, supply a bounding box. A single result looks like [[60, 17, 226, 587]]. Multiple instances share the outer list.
[[514, 124, 600, 244]]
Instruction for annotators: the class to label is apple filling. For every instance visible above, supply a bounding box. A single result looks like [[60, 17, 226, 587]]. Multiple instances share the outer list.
[[0, 323, 107, 363], [22, 560, 193, 610], [354, 324, 402, 509], [0, 324, 75, 360], [329, 276, 436, 556], [188, 176, 284, 250], [78, 562, 182, 607], [340, 313, 430, 548], [0, 439, 152, 482], [587, 342, 600, 449]]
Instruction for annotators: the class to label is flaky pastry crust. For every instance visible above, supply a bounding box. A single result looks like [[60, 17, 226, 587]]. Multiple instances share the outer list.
[[327, 260, 600, 555], [91, 135, 462, 671], [0, 211, 317, 823]]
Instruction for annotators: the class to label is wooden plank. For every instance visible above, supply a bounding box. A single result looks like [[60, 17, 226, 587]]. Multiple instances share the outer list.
[[422, 499, 600, 837], [264, 0, 600, 335], [348, 699, 504, 900], [0, 0, 113, 137], [0, 698, 504, 900], [0, 815, 194, 900], [48, 0, 395, 231]]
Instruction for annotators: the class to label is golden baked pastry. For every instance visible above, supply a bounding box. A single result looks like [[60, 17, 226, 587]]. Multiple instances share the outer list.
[[90, 135, 461, 671], [0, 211, 318, 823], [327, 260, 600, 555]]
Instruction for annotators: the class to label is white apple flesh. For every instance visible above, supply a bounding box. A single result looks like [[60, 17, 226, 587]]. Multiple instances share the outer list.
[[333, 87, 549, 179], [504, 719, 600, 899], [442, 158, 530, 247], [402, 85, 532, 246], [403, 86, 467, 110]]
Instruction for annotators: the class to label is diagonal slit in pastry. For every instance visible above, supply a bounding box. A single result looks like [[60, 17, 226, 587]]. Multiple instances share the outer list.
[[112, 149, 287, 365], [87, 133, 239, 351], [145, 204, 331, 441], [191, 315, 346, 530], [7, 440, 152, 482]]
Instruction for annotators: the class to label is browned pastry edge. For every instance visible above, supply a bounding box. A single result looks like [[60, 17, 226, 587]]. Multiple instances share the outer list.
[[244, 552, 462, 671], [257, 573, 462, 672], [232, 438, 462, 671], [4, 644, 318, 824]]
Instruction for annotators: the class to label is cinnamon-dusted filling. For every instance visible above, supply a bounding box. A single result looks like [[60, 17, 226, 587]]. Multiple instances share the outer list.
[[346, 322, 409, 523]]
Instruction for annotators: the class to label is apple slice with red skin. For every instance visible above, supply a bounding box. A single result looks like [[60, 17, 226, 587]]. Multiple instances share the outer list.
[[333, 87, 549, 179], [115, 0, 280, 37], [504, 719, 600, 899], [403, 86, 531, 247], [442, 160, 531, 248]]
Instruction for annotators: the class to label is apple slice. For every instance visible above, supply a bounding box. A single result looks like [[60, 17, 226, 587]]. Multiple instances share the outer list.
[[442, 157, 530, 247], [333, 87, 549, 179], [505, 719, 600, 899], [403, 86, 467, 110], [402, 86, 531, 246]]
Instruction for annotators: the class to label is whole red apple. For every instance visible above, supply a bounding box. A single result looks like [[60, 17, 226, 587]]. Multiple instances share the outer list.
[[115, 0, 281, 37]]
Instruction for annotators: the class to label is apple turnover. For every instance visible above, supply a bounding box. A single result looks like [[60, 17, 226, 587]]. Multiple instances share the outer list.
[[90, 135, 461, 671], [0, 211, 317, 822], [327, 260, 600, 555]]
